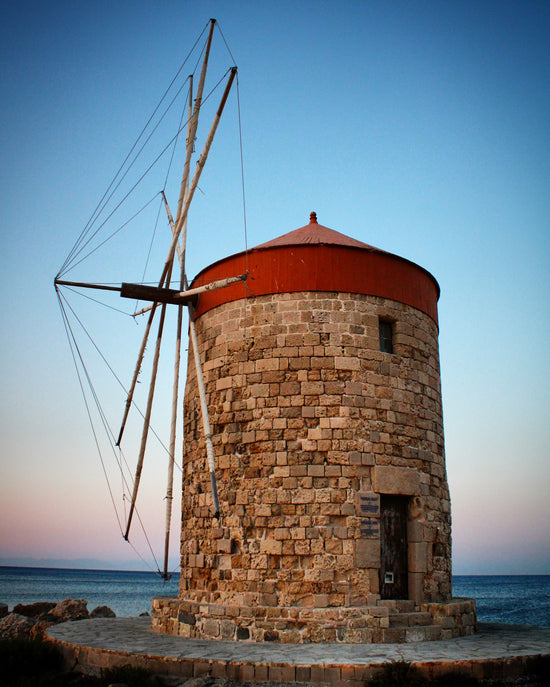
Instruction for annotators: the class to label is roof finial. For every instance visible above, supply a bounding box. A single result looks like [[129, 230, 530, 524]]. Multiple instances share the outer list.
[[309, 211, 318, 224]]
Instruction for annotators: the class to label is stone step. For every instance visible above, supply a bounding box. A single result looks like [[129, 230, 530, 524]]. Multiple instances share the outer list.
[[377, 599, 415, 613], [376, 624, 443, 644], [388, 611, 433, 628], [403, 625, 443, 643]]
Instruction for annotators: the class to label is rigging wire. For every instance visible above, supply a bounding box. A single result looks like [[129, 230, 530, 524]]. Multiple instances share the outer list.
[[235, 73, 249, 271], [55, 20, 244, 574], [135, 78, 192, 310], [61, 284, 135, 318], [57, 290, 175, 576], [138, 196, 165, 313], [58, 20, 211, 277], [57, 291, 137, 491], [57, 288, 182, 471], [57, 293, 125, 535], [58, 69, 235, 280], [59, 192, 162, 278], [134, 506, 162, 575], [216, 22, 238, 67]]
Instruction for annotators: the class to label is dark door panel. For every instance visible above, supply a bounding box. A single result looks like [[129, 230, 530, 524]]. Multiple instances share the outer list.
[[380, 495, 408, 599]]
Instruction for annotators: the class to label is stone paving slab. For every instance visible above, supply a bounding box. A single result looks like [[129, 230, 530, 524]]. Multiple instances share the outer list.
[[47, 618, 550, 665]]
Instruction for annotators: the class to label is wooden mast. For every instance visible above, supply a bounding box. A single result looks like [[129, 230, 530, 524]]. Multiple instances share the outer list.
[[122, 67, 238, 541], [163, 73, 193, 580], [55, 23, 241, 569]]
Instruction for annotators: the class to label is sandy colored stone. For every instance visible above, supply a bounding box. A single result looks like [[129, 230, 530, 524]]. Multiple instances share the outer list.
[[160, 290, 461, 642]]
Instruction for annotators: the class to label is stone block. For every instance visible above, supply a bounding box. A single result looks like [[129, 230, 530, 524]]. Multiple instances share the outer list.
[[308, 464, 325, 477], [405, 626, 427, 642], [408, 572, 425, 604], [335, 356, 360, 370], [260, 539, 282, 555], [355, 539, 380, 568], [216, 377, 232, 390], [217, 539, 232, 553], [407, 519, 424, 543], [281, 381, 300, 396], [372, 465, 421, 495], [408, 542, 428, 573], [301, 381, 324, 395], [202, 618, 220, 637]]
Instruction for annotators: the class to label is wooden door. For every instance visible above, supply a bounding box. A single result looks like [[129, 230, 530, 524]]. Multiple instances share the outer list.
[[380, 495, 408, 599]]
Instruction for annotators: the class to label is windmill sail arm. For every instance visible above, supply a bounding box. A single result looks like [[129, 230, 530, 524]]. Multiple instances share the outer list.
[[127, 274, 247, 315], [54, 279, 121, 293], [55, 274, 246, 308], [120, 283, 198, 306]]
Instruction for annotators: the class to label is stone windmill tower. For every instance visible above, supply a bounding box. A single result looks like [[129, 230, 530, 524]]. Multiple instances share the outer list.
[[153, 213, 476, 643]]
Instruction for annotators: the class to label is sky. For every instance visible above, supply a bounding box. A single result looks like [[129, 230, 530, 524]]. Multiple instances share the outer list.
[[0, 0, 548, 576]]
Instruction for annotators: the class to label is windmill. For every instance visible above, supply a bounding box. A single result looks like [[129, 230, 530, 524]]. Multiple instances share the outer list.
[[55, 19, 246, 579]]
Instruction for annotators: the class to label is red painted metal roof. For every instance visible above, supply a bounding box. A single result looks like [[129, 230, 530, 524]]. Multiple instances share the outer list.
[[191, 213, 440, 325], [254, 212, 380, 250]]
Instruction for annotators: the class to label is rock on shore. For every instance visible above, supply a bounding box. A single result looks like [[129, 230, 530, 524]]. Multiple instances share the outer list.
[[0, 599, 116, 639]]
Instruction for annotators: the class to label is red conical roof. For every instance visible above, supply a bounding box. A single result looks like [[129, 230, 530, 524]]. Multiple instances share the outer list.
[[191, 212, 440, 325], [254, 212, 378, 250]]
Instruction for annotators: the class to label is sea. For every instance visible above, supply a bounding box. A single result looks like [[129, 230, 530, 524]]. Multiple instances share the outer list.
[[0, 567, 549, 626]]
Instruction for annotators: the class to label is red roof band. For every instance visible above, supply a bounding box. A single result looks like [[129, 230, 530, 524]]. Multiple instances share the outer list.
[[191, 213, 440, 325]]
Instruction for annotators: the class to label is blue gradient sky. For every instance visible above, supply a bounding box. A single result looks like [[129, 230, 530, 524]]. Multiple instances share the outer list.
[[1, 1, 548, 574]]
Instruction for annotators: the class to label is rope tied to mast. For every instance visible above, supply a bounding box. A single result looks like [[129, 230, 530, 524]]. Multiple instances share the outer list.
[[54, 19, 245, 576]]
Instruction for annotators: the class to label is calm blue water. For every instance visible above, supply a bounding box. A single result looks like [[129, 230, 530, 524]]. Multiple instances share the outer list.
[[453, 574, 550, 627], [0, 567, 179, 617], [0, 568, 549, 625]]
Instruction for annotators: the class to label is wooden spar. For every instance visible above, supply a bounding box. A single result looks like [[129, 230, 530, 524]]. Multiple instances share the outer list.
[[124, 58, 236, 537], [120, 283, 198, 305], [188, 303, 220, 517], [163, 292, 181, 577], [129, 274, 247, 315], [175, 21, 214, 226], [55, 275, 246, 308], [163, 268, 182, 577], [159, 67, 237, 289], [116, 303, 158, 447], [161, 191, 183, 266], [53, 279, 120, 292], [57, 24, 242, 574], [124, 277, 172, 541], [163, 76, 193, 579], [161, 132, 224, 524]]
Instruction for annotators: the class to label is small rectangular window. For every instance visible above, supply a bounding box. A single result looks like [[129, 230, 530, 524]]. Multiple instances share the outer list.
[[379, 319, 393, 353]]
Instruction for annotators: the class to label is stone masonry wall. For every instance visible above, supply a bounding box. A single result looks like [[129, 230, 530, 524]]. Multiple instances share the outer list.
[[152, 291, 465, 642]]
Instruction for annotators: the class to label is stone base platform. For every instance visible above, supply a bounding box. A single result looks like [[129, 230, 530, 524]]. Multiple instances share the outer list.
[[46, 618, 550, 685], [152, 596, 477, 643]]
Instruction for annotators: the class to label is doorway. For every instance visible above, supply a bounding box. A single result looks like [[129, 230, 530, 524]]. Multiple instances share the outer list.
[[380, 495, 408, 599]]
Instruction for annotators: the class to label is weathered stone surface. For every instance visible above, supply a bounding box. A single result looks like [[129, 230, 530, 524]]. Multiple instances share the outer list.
[[13, 601, 56, 618], [0, 602, 8, 618], [90, 605, 116, 618], [29, 619, 54, 639], [50, 598, 89, 622], [178, 610, 196, 626], [356, 539, 381, 568], [0, 612, 34, 639], [152, 290, 464, 642], [372, 466, 421, 495], [177, 677, 231, 687]]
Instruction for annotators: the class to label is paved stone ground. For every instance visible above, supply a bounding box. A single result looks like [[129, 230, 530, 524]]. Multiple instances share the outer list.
[[47, 618, 550, 665]]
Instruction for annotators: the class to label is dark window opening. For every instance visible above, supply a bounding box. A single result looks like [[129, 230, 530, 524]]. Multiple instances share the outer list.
[[379, 319, 393, 353]]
